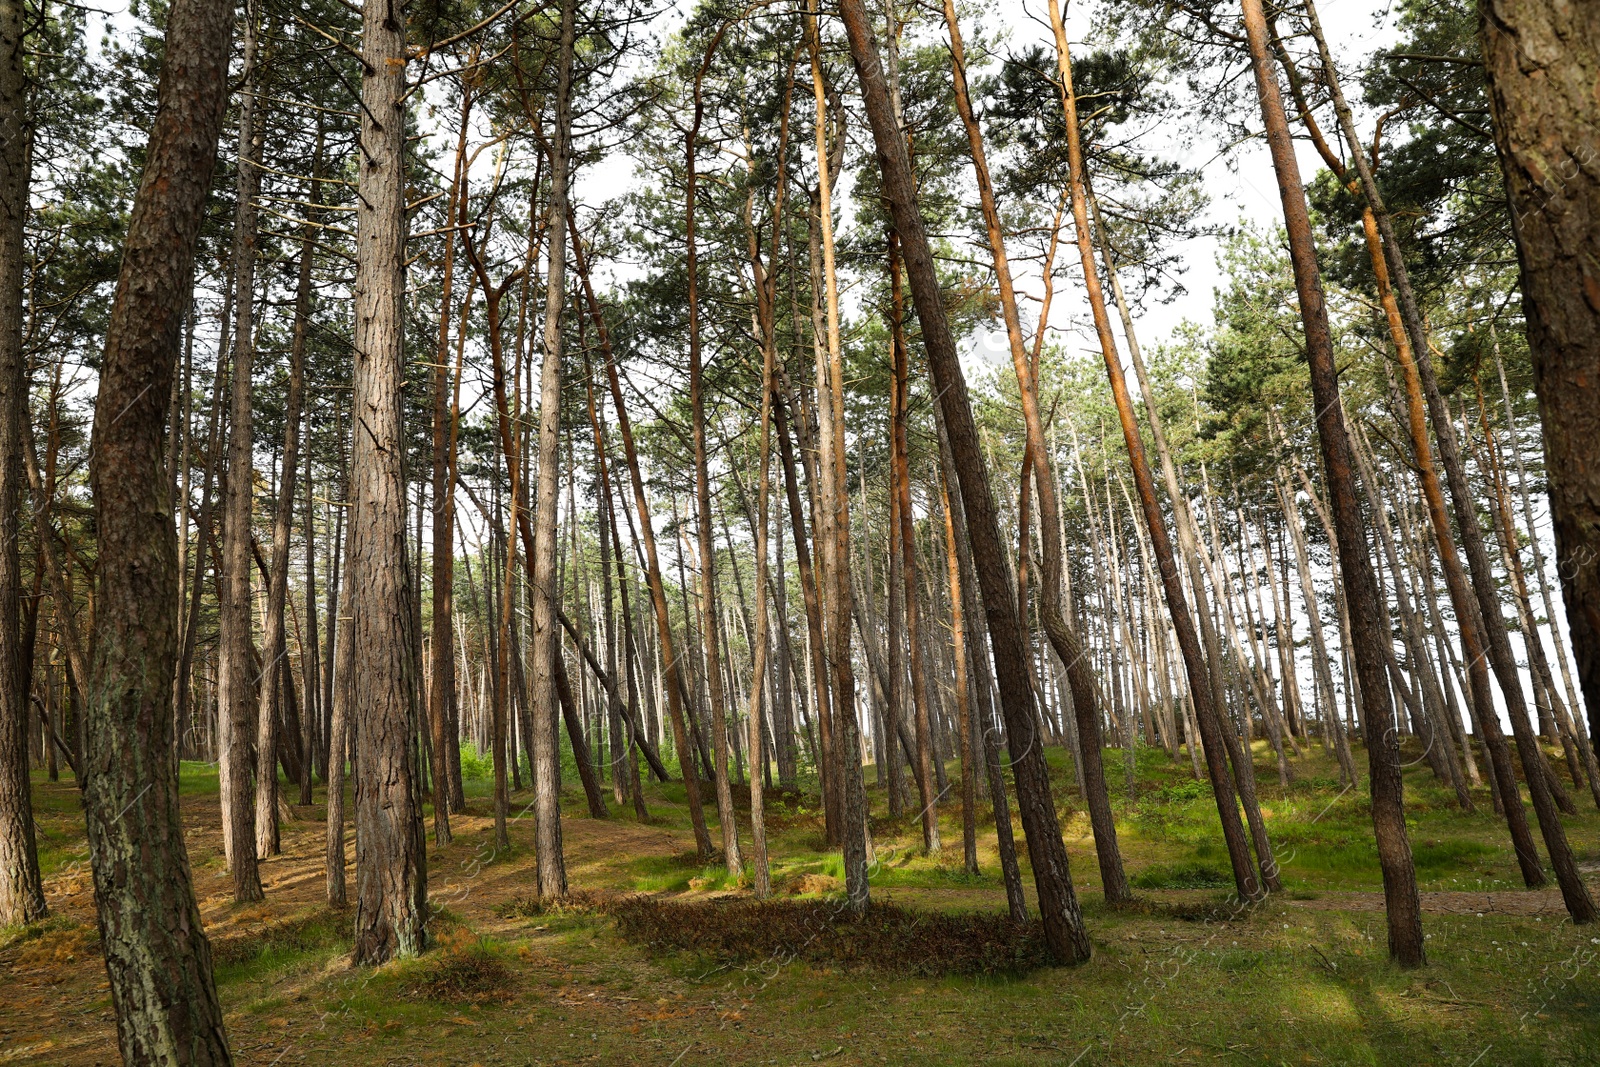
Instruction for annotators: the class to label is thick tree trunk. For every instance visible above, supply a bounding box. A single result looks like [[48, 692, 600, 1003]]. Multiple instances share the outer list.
[[0, 0, 45, 928], [841, 0, 1089, 962], [1480, 0, 1600, 761], [80, 0, 235, 1051], [348, 0, 427, 963]]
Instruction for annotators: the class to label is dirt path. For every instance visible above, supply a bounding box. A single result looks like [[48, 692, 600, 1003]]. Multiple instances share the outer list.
[[0, 781, 697, 1065]]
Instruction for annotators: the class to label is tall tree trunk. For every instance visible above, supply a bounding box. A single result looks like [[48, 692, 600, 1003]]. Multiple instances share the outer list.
[[1240, 0, 1423, 964], [841, 0, 1089, 961], [1055, 0, 1273, 896], [944, 0, 1126, 904], [0, 0, 45, 927], [686, 35, 741, 877], [808, 9, 869, 905], [573, 230, 715, 859], [494, 15, 580, 896], [255, 129, 319, 855], [218, 0, 264, 901], [81, 0, 235, 1050], [348, 0, 427, 963]]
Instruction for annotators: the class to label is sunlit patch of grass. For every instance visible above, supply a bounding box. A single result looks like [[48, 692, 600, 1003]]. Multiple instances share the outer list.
[[211, 908, 350, 984], [0, 914, 89, 955]]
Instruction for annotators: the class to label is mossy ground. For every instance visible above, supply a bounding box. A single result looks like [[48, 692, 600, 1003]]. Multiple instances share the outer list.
[[3, 737, 1598, 1064]]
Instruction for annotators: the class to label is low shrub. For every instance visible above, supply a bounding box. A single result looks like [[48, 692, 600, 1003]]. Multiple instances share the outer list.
[[608, 897, 1052, 976], [405, 937, 519, 1004], [496, 889, 607, 919]]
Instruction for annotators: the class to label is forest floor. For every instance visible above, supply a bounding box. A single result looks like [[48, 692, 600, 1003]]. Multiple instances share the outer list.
[[4, 739, 1599, 1066]]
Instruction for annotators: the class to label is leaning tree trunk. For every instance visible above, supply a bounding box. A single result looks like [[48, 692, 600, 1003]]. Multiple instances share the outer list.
[[1051, 0, 1268, 899], [1240, 0, 1424, 966], [1481, 0, 1600, 765], [348, 0, 427, 964], [841, 0, 1090, 964], [944, 0, 1126, 902], [0, 0, 46, 927], [80, 0, 235, 1052]]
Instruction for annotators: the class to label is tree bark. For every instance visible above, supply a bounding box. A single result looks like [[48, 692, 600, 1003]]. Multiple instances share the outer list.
[[526, 0, 575, 901], [0, 0, 45, 927], [348, 0, 427, 963], [1480, 0, 1600, 762], [81, 0, 235, 1050]]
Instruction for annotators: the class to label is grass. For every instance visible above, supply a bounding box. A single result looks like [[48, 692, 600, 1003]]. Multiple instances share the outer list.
[[10, 735, 1600, 1065]]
